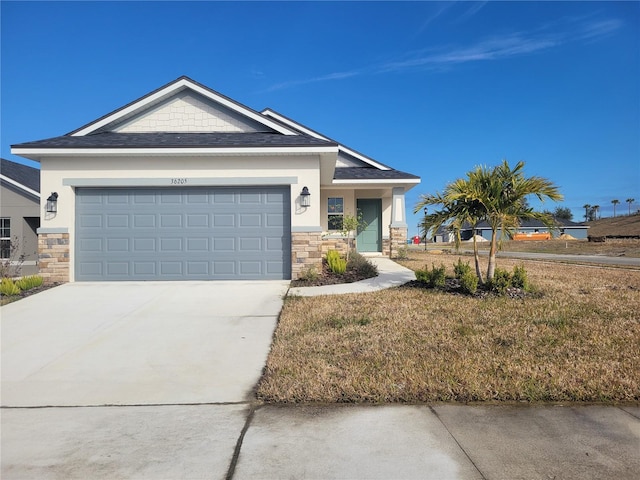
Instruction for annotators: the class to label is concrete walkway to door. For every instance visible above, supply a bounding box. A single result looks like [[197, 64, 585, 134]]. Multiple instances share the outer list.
[[1, 280, 289, 406]]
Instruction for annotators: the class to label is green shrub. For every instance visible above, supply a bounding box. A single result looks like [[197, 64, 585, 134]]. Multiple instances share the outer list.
[[0, 278, 21, 296], [298, 266, 319, 282], [347, 252, 378, 278], [490, 268, 512, 294], [511, 265, 529, 290], [326, 250, 347, 275], [415, 263, 447, 288], [395, 246, 409, 260], [459, 271, 478, 294], [453, 259, 472, 279], [14, 275, 44, 291]]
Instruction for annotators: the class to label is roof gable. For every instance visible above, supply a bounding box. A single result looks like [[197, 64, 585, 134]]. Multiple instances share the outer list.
[[69, 76, 298, 137], [111, 90, 271, 134]]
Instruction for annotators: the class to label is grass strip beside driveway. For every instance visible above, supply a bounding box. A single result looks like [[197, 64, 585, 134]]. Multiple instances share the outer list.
[[258, 254, 640, 403]]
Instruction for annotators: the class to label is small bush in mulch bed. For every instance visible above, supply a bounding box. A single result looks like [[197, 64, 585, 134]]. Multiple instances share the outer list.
[[407, 262, 540, 299], [291, 252, 378, 287]]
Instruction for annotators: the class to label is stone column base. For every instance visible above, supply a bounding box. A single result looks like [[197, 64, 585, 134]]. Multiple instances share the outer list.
[[389, 227, 407, 259], [291, 232, 324, 280], [38, 233, 70, 284]]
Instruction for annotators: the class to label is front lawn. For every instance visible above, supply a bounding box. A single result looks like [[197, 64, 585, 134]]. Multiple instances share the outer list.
[[257, 253, 640, 403]]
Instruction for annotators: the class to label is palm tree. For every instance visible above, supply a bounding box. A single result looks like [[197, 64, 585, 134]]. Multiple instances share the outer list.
[[583, 204, 591, 222], [415, 179, 486, 283], [475, 160, 563, 280], [627, 198, 635, 215], [611, 199, 620, 217], [416, 160, 563, 281], [592, 205, 600, 221]]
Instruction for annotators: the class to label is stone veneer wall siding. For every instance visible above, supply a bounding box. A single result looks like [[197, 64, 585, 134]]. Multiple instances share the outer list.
[[38, 233, 70, 283], [389, 226, 407, 258], [291, 232, 324, 280], [291, 233, 353, 280], [321, 236, 350, 256]]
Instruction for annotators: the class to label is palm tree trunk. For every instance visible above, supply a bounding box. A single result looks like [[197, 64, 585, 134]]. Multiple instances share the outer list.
[[487, 229, 498, 280], [472, 232, 484, 284]]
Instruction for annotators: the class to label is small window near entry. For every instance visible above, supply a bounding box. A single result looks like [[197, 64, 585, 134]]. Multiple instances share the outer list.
[[328, 197, 344, 230], [0, 218, 10, 259]]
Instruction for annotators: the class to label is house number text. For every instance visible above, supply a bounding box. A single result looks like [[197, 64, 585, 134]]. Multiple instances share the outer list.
[[170, 178, 188, 185]]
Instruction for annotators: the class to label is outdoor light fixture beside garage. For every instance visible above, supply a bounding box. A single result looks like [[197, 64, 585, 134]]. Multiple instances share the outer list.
[[46, 192, 59, 213], [300, 186, 311, 207]]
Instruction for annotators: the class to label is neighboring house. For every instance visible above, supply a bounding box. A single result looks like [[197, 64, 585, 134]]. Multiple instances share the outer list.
[[460, 219, 589, 241], [11, 76, 420, 283], [431, 225, 456, 244], [0, 158, 41, 275]]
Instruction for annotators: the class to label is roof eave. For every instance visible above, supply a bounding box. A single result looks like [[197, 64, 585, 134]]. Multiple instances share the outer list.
[[11, 145, 339, 159]]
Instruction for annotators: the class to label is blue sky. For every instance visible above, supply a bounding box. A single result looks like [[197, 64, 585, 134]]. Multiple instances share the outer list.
[[2, 1, 638, 234]]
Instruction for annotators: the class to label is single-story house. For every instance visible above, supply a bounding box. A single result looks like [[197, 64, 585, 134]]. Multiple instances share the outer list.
[[11, 76, 420, 283], [0, 158, 41, 275], [460, 219, 589, 241]]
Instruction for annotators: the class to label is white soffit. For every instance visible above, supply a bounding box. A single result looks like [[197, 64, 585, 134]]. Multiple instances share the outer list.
[[71, 78, 299, 137]]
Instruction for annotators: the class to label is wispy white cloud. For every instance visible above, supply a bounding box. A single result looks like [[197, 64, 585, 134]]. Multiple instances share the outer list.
[[264, 70, 362, 92], [454, 1, 488, 23], [265, 16, 623, 92]]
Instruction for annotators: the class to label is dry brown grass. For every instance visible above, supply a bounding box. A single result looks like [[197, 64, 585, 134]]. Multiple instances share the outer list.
[[257, 253, 640, 404]]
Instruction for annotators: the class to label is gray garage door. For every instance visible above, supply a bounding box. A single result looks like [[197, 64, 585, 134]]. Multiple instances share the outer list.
[[75, 186, 291, 281]]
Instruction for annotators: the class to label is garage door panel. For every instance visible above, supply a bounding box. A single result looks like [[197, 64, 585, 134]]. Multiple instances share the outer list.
[[133, 214, 156, 228], [78, 214, 102, 228], [214, 214, 235, 227], [160, 238, 183, 252], [75, 186, 290, 280], [106, 238, 129, 252], [239, 214, 261, 227], [160, 215, 182, 228], [105, 193, 130, 205], [187, 238, 209, 251], [187, 214, 209, 227], [134, 262, 156, 275], [239, 237, 262, 251]]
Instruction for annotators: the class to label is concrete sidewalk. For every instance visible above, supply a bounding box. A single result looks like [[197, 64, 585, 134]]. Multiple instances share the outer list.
[[288, 256, 416, 296], [3, 403, 638, 479]]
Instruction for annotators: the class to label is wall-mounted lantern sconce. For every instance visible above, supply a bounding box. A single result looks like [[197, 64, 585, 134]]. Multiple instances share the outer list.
[[300, 186, 311, 207], [46, 192, 59, 213]]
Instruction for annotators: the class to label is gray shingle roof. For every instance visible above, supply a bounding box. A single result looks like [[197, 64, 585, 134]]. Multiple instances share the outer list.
[[334, 167, 420, 181], [12, 132, 337, 149], [0, 158, 40, 192]]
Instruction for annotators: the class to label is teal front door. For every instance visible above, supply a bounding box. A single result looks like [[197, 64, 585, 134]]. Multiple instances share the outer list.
[[356, 199, 382, 252]]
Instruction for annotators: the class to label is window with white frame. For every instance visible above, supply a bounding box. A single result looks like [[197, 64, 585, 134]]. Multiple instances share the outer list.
[[0, 218, 10, 259], [327, 197, 344, 230]]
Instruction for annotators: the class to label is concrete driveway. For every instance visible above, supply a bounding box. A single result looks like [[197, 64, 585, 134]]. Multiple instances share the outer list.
[[1, 281, 289, 406]]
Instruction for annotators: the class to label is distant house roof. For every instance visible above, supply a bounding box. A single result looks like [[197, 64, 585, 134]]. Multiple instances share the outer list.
[[469, 219, 588, 229], [0, 158, 40, 196]]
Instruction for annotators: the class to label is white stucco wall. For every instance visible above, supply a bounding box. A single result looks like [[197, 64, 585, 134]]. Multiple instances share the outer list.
[[39, 154, 322, 280]]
